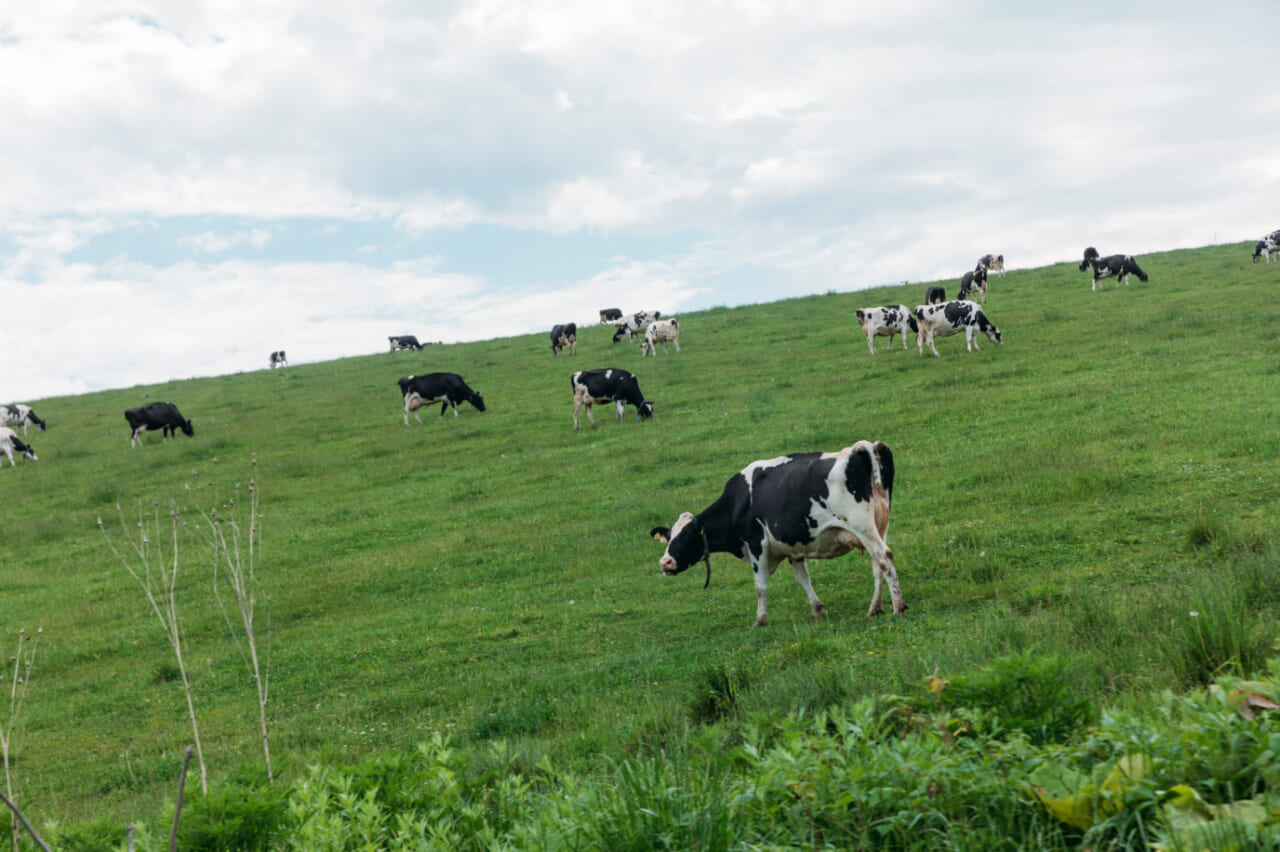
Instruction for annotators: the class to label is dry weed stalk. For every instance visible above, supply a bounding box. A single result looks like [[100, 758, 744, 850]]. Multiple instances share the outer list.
[[0, 629, 42, 852], [98, 502, 208, 795], [191, 454, 273, 781]]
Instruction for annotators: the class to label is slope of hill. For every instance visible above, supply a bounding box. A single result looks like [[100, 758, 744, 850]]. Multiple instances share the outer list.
[[1, 242, 1278, 823]]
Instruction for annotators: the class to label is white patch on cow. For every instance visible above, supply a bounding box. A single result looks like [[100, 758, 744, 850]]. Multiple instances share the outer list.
[[740, 456, 793, 498]]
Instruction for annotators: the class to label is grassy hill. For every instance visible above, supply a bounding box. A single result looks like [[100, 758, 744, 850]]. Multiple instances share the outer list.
[[2, 241, 1278, 826]]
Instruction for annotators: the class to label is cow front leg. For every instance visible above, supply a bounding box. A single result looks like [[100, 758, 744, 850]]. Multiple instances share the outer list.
[[790, 558, 826, 619], [867, 332, 878, 355], [615, 400, 625, 422], [131, 425, 146, 448], [967, 328, 980, 352], [751, 558, 774, 628]]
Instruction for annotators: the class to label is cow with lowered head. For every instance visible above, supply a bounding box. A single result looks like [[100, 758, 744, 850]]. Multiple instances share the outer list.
[[1252, 232, 1280, 264], [398, 373, 486, 426], [124, 402, 194, 448], [0, 427, 37, 467], [570, 368, 653, 430], [2, 403, 46, 434], [957, 265, 988, 303], [550, 323, 577, 356], [1079, 247, 1149, 291], [650, 441, 902, 627], [914, 300, 1002, 357]]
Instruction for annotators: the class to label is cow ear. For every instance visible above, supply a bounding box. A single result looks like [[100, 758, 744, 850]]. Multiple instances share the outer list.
[[650, 526, 671, 543]]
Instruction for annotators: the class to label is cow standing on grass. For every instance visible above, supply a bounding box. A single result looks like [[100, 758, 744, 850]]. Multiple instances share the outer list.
[[958, 265, 988, 303], [599, 308, 623, 323], [389, 335, 424, 352], [268, 350, 288, 368], [124, 402, 194, 448], [641, 318, 680, 356], [398, 373, 486, 426], [1252, 235, 1280, 264], [612, 311, 661, 343], [855, 306, 917, 354], [978, 254, 1005, 276], [914, 301, 1002, 357], [650, 441, 902, 627], [1079, 247, 1149, 291], [570, 368, 653, 430], [2, 404, 46, 434], [0, 427, 37, 466], [550, 323, 577, 356]]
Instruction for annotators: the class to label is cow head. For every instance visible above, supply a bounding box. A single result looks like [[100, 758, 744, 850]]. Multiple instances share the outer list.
[[651, 512, 711, 588], [637, 400, 653, 420], [979, 314, 1003, 345], [1255, 241, 1267, 263], [612, 326, 627, 344], [1079, 247, 1099, 271], [180, 418, 195, 437], [29, 411, 46, 431], [469, 391, 487, 412]]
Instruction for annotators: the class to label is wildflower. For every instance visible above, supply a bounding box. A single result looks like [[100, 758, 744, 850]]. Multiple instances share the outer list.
[[1190, 610, 1199, 618]]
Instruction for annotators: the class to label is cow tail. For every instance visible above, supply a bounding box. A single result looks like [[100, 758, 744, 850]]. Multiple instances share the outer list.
[[873, 441, 894, 503]]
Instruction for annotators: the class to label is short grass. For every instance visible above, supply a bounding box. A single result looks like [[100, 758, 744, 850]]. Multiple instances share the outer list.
[[2, 241, 1278, 826]]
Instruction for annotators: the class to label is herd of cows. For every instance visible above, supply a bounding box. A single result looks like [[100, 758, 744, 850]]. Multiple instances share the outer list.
[[3, 238, 1276, 625]]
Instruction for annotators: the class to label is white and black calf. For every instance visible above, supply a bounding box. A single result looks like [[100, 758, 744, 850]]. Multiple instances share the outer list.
[[2, 403, 46, 434], [268, 350, 287, 368], [957, 265, 988, 303], [914, 300, 1002, 357], [855, 306, 917, 354], [0, 427, 37, 467], [611, 310, 661, 343], [925, 286, 947, 306], [550, 323, 577, 356], [125, 402, 194, 448], [1252, 237, 1280, 264], [398, 373, 486, 426], [388, 335, 424, 352], [1079, 247, 1149, 291], [641, 318, 680, 356], [570, 368, 653, 431], [650, 441, 902, 628], [978, 253, 1005, 276], [599, 307, 623, 323]]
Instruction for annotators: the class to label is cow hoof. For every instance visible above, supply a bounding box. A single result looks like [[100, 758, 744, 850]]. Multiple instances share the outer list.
[[867, 606, 883, 618], [752, 616, 768, 628], [811, 603, 827, 619]]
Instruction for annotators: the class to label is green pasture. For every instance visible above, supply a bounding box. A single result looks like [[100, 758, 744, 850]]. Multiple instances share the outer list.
[[1, 241, 1278, 826]]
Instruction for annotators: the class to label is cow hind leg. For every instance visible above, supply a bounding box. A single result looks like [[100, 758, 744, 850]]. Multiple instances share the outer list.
[[790, 558, 826, 619], [615, 400, 625, 422]]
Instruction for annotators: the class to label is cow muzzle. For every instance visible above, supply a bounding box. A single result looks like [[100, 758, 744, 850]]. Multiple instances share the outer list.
[[660, 555, 680, 575]]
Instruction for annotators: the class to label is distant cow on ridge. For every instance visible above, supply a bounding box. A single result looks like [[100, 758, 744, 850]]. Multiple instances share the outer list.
[[1252, 233, 1280, 264], [268, 350, 287, 368], [389, 335, 424, 352], [125, 402, 194, 448], [599, 308, 623, 323], [550, 323, 578, 356], [977, 254, 1005, 276]]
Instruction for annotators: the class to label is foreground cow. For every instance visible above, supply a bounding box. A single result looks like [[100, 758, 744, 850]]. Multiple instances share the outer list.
[[1079, 247, 1149, 291], [650, 440, 902, 627], [957, 265, 988, 303], [2, 404, 46, 434], [612, 310, 661, 343], [855, 306, 917, 354], [268, 350, 288, 368], [550, 323, 577, 356], [914, 301, 1002, 357], [389, 335, 424, 352], [641, 318, 680, 356], [125, 402, 194, 448], [599, 308, 623, 323], [398, 373, 486, 426], [1252, 236, 1280, 264], [978, 253, 1005, 276], [0, 427, 37, 467], [571, 368, 653, 430], [924, 286, 946, 305]]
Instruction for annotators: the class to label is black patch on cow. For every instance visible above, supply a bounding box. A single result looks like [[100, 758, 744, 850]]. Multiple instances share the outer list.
[[873, 442, 894, 501], [845, 446, 874, 503], [942, 301, 974, 326]]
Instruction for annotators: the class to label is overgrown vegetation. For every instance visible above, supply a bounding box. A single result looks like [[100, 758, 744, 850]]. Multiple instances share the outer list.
[[1, 242, 1279, 843]]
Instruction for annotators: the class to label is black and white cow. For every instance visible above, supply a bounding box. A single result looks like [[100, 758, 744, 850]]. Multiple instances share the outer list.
[[398, 373, 486, 426], [124, 402, 194, 448], [2, 403, 46, 434], [550, 323, 578, 356], [914, 300, 1002, 357], [1252, 236, 1280, 264], [650, 441, 902, 627], [599, 307, 623, 323], [268, 350, 288, 368], [388, 335, 424, 352], [977, 253, 1005, 276], [1079, 247, 1149, 291], [570, 368, 653, 431], [611, 310, 661, 343], [924, 285, 947, 306], [855, 306, 918, 354], [0, 427, 37, 467], [641, 318, 680, 356], [957, 265, 988, 303]]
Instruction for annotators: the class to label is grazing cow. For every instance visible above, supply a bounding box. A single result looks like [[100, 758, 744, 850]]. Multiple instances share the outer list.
[[649, 440, 902, 627], [268, 350, 288, 368], [611, 310, 661, 343], [957, 265, 988, 303], [855, 306, 918, 354], [570, 368, 653, 431], [1079, 247, 1149, 291], [641, 318, 680, 356], [124, 402, 194, 448], [388, 335, 424, 352], [0, 427, 37, 467], [1252, 237, 1280, 264], [398, 373, 486, 426], [2, 403, 46, 434], [550, 323, 578, 356], [924, 286, 947, 306], [978, 253, 1005, 276], [599, 308, 623, 323], [914, 300, 1002, 357]]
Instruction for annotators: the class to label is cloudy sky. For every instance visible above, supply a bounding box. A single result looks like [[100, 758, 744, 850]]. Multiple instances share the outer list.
[[3, 1, 1277, 401]]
